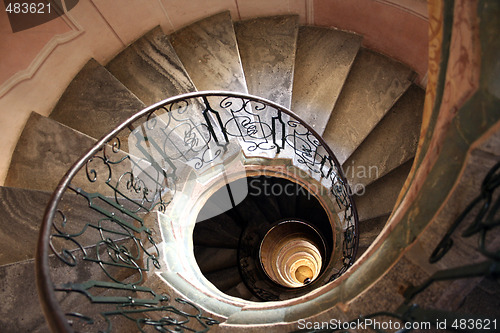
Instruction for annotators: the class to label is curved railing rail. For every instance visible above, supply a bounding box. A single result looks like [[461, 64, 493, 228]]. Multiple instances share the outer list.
[[36, 91, 358, 332]]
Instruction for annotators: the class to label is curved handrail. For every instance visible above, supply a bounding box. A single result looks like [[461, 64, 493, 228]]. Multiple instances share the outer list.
[[36, 91, 358, 332]]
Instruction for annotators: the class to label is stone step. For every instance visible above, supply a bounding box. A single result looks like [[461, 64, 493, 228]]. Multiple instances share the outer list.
[[356, 246, 369, 260], [234, 194, 273, 228], [4, 113, 96, 192], [0, 241, 138, 332], [0, 259, 49, 332], [247, 177, 283, 225], [323, 48, 413, 164], [0, 187, 52, 266], [358, 214, 390, 248], [62, 273, 152, 332], [343, 84, 424, 188], [170, 11, 247, 93], [204, 265, 241, 292], [4, 113, 134, 196], [291, 26, 362, 135], [0, 186, 117, 266], [234, 15, 299, 109], [194, 246, 238, 273], [193, 213, 242, 249], [106, 26, 196, 105], [355, 159, 413, 221], [49, 59, 145, 140], [273, 177, 298, 218], [225, 281, 254, 300]]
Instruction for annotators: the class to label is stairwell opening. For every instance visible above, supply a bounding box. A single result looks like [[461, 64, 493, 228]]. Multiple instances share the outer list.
[[193, 175, 335, 301], [259, 220, 326, 288]]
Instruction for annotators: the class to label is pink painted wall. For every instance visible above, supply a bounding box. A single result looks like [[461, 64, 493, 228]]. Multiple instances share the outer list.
[[314, 0, 428, 83], [0, 10, 71, 84]]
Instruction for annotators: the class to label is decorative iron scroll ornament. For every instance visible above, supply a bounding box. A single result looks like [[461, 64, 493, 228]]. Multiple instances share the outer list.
[[37, 91, 358, 332], [294, 160, 500, 333]]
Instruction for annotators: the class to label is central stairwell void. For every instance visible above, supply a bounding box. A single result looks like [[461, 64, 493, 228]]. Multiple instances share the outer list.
[[194, 175, 336, 301], [2, 10, 426, 332]]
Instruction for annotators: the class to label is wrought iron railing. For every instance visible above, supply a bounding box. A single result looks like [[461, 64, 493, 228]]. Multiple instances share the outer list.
[[295, 160, 500, 333], [36, 91, 358, 332]]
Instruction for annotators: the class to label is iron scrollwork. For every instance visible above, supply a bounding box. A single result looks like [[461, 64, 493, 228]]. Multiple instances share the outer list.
[[296, 160, 500, 332], [38, 91, 358, 331]]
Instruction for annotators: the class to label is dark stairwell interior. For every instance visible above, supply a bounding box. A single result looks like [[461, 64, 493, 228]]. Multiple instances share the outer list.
[[194, 175, 333, 301]]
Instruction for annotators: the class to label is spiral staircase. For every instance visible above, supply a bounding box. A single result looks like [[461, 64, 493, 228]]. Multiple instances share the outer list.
[[0, 7, 498, 333]]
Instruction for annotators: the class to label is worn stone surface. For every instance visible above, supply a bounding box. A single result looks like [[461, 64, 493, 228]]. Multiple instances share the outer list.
[[0, 187, 116, 266], [291, 26, 362, 135], [457, 278, 500, 317], [106, 26, 196, 105], [0, 241, 137, 332], [194, 246, 238, 273], [404, 149, 500, 274], [4, 112, 135, 196], [0, 260, 48, 332], [323, 49, 413, 164], [50, 59, 145, 140], [193, 213, 242, 248], [235, 15, 298, 108], [170, 11, 247, 93], [402, 148, 500, 312], [358, 214, 389, 248], [344, 256, 433, 320], [273, 177, 298, 217], [355, 160, 413, 221], [205, 265, 241, 292], [343, 85, 424, 188], [225, 281, 254, 300], [143, 272, 228, 327], [0, 187, 51, 266], [4, 112, 96, 192], [356, 215, 389, 261]]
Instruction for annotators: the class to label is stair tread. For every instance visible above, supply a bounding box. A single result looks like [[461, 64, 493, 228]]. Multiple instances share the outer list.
[[49, 59, 146, 140], [106, 26, 196, 105], [323, 48, 413, 164], [4, 112, 96, 192], [194, 246, 238, 273], [355, 159, 413, 221], [65, 273, 148, 332], [234, 194, 272, 228], [235, 15, 299, 109], [193, 213, 242, 248], [0, 187, 105, 266], [358, 214, 390, 248], [273, 177, 299, 218], [343, 85, 424, 188], [0, 259, 47, 331], [0, 187, 52, 266], [247, 177, 283, 225], [291, 26, 362, 135], [170, 11, 247, 93], [356, 246, 369, 260], [204, 265, 241, 292], [224, 281, 254, 300], [4, 113, 133, 196], [0, 241, 137, 332]]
